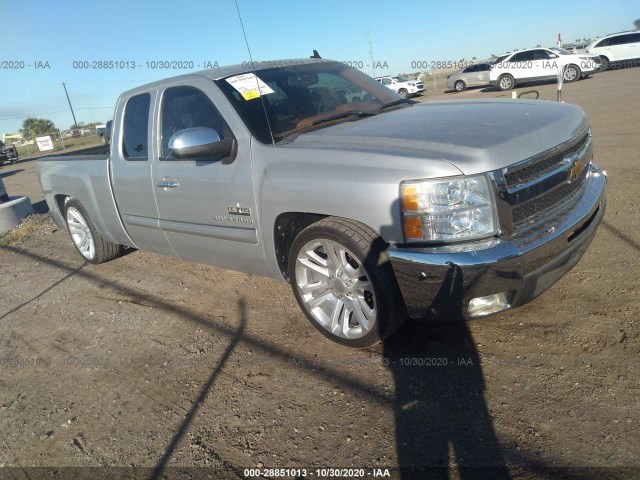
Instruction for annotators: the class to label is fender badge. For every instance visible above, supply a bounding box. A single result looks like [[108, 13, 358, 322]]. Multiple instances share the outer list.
[[227, 205, 251, 216]]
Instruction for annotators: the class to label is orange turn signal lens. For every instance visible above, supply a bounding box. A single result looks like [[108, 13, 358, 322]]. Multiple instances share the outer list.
[[401, 185, 419, 212], [403, 217, 423, 240]]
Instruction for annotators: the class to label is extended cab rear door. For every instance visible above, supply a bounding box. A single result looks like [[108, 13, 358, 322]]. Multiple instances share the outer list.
[[110, 90, 176, 256], [151, 77, 264, 275]]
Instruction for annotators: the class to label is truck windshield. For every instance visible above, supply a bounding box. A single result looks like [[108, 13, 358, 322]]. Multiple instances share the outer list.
[[215, 61, 400, 144]]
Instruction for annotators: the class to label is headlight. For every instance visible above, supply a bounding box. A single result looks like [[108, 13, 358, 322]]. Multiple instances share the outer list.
[[400, 175, 497, 242]]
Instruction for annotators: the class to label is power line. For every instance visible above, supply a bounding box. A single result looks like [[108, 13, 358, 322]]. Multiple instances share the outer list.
[[0, 107, 113, 121]]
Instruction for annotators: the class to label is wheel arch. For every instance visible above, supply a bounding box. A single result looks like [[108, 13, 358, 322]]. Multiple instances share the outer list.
[[273, 212, 328, 281], [273, 212, 394, 282]]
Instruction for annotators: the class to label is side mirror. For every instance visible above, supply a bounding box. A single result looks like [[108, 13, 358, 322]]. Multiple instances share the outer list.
[[167, 127, 235, 160]]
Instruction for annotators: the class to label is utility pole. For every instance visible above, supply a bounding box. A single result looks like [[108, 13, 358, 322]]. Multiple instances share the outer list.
[[367, 29, 376, 77], [62, 82, 78, 129]]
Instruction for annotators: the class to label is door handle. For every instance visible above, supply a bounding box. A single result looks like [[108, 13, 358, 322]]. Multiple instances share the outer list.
[[156, 179, 179, 188]]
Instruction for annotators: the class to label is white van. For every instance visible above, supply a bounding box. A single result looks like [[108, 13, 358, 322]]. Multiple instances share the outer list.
[[586, 31, 640, 69]]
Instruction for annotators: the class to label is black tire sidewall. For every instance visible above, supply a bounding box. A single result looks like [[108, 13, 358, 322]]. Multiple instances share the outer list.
[[455, 81, 465, 92]]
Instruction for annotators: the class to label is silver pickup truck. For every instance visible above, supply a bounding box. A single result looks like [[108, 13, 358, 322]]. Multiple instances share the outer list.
[[37, 59, 607, 348]]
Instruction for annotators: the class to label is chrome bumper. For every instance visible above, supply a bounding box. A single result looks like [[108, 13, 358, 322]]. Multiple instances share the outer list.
[[388, 165, 607, 320]]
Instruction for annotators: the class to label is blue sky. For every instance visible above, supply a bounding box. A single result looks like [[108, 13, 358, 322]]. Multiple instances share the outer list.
[[0, 0, 636, 135]]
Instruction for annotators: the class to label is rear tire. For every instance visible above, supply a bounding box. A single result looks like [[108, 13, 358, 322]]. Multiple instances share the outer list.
[[64, 198, 122, 264], [288, 217, 407, 348]]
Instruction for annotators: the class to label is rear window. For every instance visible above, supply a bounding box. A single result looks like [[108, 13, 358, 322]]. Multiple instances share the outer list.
[[122, 93, 150, 160]]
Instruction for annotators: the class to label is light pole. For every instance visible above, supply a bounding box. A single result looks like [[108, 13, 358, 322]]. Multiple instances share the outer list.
[[62, 82, 78, 129]]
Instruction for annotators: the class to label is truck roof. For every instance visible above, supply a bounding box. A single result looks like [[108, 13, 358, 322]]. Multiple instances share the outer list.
[[120, 58, 332, 98]]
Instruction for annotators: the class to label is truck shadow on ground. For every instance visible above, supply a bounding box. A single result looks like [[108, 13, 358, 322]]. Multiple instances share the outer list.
[[0, 168, 24, 179], [602, 220, 640, 253], [383, 319, 509, 479], [31, 199, 49, 214], [1, 244, 602, 480]]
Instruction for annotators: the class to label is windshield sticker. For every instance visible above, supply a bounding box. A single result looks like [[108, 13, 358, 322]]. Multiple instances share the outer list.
[[226, 73, 274, 100]]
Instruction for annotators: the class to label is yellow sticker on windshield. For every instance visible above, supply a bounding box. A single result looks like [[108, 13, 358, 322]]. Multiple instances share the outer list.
[[226, 73, 274, 100]]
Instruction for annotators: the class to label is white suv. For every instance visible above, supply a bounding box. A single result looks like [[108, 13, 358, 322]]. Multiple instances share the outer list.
[[489, 47, 601, 91], [374, 76, 424, 98], [586, 31, 640, 70]]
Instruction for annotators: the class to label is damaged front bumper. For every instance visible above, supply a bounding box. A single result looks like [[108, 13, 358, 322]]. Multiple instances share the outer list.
[[388, 164, 607, 320]]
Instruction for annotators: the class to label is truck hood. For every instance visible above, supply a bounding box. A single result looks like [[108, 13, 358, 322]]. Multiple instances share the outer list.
[[287, 99, 589, 175]]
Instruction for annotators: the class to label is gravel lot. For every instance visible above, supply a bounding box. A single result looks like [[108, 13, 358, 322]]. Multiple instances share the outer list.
[[1, 67, 639, 480]]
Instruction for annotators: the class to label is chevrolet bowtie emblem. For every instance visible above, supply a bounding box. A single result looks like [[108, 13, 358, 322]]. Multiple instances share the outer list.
[[569, 157, 588, 181]]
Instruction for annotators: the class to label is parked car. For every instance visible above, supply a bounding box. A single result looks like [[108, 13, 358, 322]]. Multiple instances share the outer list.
[[446, 62, 492, 92], [374, 75, 424, 98], [585, 31, 640, 70], [0, 177, 8, 202], [37, 58, 606, 348], [100, 120, 113, 144], [490, 47, 601, 91], [0, 140, 18, 166]]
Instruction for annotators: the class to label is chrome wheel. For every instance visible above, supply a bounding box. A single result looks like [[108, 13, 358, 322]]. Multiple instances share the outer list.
[[295, 239, 377, 340], [66, 206, 95, 260], [455, 80, 465, 92]]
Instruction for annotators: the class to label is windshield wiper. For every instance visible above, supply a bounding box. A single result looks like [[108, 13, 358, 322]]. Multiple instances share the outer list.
[[274, 110, 378, 142], [375, 98, 414, 111], [308, 109, 378, 127]]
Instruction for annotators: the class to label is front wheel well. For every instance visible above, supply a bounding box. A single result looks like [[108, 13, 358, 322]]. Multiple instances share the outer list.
[[54, 194, 69, 218], [274, 212, 327, 280]]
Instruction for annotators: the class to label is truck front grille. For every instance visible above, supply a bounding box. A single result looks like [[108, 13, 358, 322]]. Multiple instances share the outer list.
[[505, 133, 589, 189], [495, 129, 592, 233], [511, 164, 589, 224]]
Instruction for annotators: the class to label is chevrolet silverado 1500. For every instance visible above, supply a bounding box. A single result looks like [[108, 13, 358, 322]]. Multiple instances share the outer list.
[[37, 59, 607, 347]]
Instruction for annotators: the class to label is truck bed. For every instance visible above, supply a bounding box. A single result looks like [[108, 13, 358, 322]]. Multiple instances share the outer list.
[[36, 150, 134, 248]]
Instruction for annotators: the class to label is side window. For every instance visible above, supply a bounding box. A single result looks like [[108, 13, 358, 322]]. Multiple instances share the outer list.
[[595, 38, 610, 48], [463, 65, 476, 73], [160, 86, 227, 158], [477, 64, 490, 71], [510, 51, 533, 62], [532, 50, 550, 60], [122, 94, 150, 160], [382, 78, 392, 85], [611, 34, 631, 46]]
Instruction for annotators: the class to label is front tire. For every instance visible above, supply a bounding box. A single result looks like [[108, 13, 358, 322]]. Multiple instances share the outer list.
[[288, 217, 407, 348], [497, 74, 515, 91], [64, 198, 122, 264], [454, 80, 466, 92], [599, 56, 610, 70], [563, 64, 580, 82], [397, 88, 409, 99]]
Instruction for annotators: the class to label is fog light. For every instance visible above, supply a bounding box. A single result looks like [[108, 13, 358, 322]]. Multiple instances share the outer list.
[[468, 292, 511, 317]]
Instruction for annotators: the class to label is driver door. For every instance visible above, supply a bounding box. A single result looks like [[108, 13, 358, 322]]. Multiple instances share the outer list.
[[152, 79, 261, 273]]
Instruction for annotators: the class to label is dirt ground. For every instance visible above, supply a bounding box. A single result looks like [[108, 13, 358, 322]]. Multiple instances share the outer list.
[[1, 68, 639, 480]]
